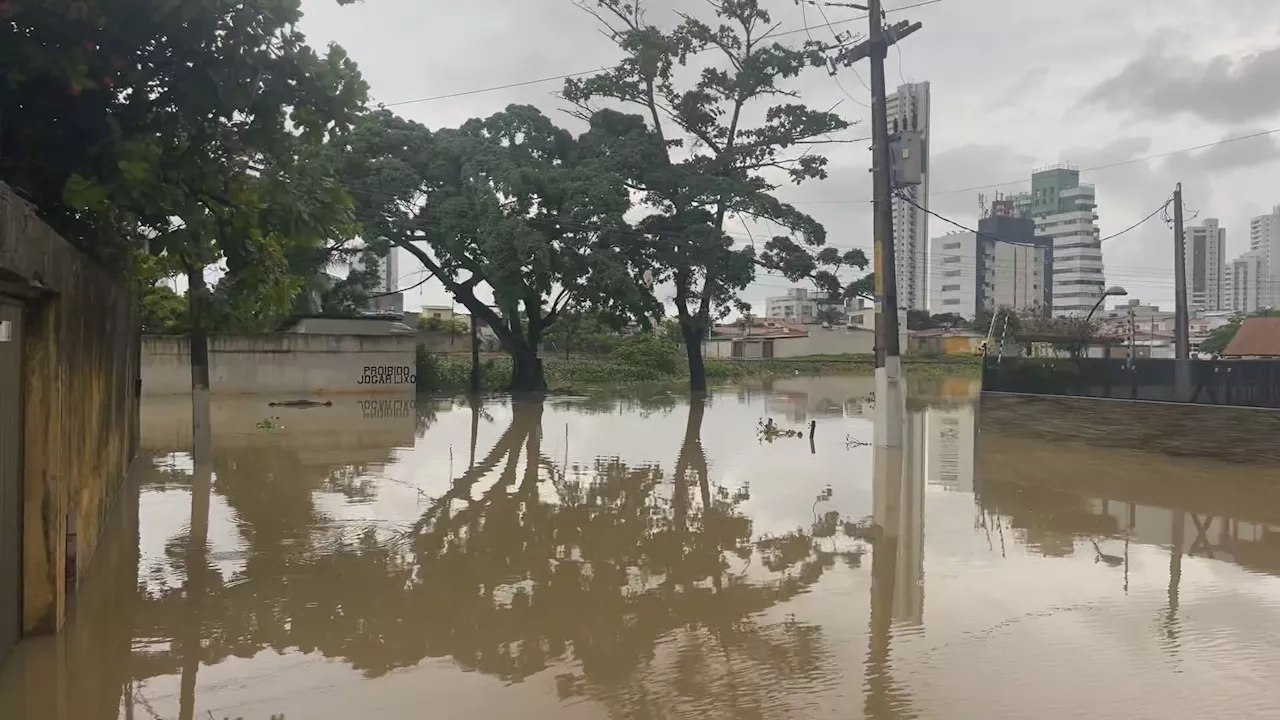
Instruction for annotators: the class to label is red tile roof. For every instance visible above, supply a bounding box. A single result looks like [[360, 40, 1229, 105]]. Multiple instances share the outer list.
[[1222, 317, 1280, 357]]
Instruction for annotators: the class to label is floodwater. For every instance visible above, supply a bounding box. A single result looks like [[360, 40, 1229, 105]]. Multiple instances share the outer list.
[[4, 374, 1280, 719]]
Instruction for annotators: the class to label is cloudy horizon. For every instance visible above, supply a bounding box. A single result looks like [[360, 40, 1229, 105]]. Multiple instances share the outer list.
[[298, 0, 1280, 317]]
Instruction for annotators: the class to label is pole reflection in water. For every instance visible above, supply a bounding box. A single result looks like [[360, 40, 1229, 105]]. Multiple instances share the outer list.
[[864, 371, 923, 719], [7, 378, 1280, 718]]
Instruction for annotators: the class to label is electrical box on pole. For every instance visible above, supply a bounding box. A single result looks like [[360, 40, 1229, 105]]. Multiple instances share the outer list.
[[889, 130, 925, 187]]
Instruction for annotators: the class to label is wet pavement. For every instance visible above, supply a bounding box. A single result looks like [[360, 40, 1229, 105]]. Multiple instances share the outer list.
[[3, 374, 1280, 719]]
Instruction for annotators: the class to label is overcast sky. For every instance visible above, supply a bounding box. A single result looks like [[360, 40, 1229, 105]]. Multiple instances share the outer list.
[[298, 0, 1280, 315]]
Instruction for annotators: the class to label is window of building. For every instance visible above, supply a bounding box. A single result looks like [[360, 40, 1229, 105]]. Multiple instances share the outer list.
[[943, 241, 962, 250], [943, 256, 962, 264], [944, 270, 962, 277], [942, 284, 961, 291], [942, 299, 961, 306]]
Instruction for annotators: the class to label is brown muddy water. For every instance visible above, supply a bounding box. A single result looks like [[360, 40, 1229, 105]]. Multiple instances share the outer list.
[[3, 375, 1280, 719]]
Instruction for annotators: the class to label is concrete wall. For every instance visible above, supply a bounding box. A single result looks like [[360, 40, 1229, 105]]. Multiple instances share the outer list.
[[704, 329, 876, 359], [0, 185, 140, 639], [142, 334, 416, 396], [979, 392, 1280, 464], [789, 327, 876, 356]]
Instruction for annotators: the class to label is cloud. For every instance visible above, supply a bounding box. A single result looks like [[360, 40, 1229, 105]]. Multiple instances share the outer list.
[[1084, 40, 1280, 125]]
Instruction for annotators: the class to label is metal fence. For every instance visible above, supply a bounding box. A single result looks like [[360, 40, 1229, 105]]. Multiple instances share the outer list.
[[982, 356, 1280, 409]]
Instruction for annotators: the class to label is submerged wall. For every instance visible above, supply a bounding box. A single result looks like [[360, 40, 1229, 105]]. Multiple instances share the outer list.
[[0, 186, 140, 640], [142, 334, 417, 396], [979, 392, 1280, 464]]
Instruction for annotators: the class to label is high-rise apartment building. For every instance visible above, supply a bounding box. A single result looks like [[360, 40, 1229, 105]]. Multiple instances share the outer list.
[[1013, 166, 1102, 317], [1227, 250, 1267, 314], [357, 246, 404, 313], [1247, 205, 1280, 309], [1184, 218, 1225, 312], [927, 210, 1050, 319], [886, 82, 931, 311]]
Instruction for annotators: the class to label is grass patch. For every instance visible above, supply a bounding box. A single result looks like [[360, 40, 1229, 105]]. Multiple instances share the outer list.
[[417, 349, 979, 392]]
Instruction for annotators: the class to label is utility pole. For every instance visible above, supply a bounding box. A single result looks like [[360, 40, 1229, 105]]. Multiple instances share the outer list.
[[837, 1, 921, 448], [1173, 183, 1190, 360], [868, 0, 900, 372], [1128, 306, 1136, 364]]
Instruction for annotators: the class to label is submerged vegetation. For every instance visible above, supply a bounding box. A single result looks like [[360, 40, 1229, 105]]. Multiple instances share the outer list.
[[416, 346, 981, 393]]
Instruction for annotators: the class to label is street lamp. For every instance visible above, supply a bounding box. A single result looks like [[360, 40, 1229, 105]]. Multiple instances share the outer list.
[[1085, 286, 1129, 324], [1079, 286, 1128, 358]]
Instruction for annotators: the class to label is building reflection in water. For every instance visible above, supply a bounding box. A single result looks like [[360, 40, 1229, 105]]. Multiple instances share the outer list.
[[8, 376, 1280, 718]]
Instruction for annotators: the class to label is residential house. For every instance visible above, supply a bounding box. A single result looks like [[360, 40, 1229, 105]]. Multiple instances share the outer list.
[[1221, 317, 1280, 358]]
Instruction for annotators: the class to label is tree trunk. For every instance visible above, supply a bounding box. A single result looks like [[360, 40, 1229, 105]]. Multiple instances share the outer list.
[[509, 342, 548, 393], [186, 263, 213, 465], [682, 324, 707, 393], [469, 316, 481, 392]]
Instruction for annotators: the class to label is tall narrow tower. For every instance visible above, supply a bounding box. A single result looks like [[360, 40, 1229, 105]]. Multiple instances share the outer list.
[[885, 81, 931, 311]]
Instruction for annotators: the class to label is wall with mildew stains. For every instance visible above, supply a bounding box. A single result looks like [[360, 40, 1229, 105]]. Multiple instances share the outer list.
[[0, 186, 140, 638]]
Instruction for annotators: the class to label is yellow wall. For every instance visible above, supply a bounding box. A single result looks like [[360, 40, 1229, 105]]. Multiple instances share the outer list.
[[2, 187, 140, 637]]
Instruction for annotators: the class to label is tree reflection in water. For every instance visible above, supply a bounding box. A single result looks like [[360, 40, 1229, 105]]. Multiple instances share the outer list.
[[130, 394, 856, 716]]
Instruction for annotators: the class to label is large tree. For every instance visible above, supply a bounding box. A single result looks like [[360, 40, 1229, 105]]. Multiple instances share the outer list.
[[1, 0, 367, 316], [332, 107, 656, 391], [563, 0, 867, 390]]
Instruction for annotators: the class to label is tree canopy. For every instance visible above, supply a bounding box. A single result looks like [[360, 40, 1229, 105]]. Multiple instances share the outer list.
[[562, 0, 868, 389], [2, 0, 368, 322], [330, 106, 656, 390]]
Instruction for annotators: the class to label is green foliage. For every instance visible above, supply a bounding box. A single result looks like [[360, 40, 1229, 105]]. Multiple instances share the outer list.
[[545, 310, 625, 355], [815, 306, 846, 326], [414, 349, 978, 392], [907, 310, 971, 331], [611, 334, 680, 375], [1199, 320, 1241, 356], [333, 106, 655, 390], [140, 283, 188, 333], [845, 273, 875, 302], [419, 315, 469, 334], [1, 0, 368, 323], [563, 0, 869, 388]]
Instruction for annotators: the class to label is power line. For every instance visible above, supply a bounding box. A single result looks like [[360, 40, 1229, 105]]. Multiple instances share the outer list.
[[792, 127, 1280, 205], [928, 128, 1280, 200], [378, 0, 948, 108], [800, 0, 871, 109], [339, 185, 1196, 278], [892, 188, 1172, 247]]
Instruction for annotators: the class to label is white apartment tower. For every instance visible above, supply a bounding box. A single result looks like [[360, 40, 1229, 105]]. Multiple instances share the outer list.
[[1184, 218, 1225, 312], [1016, 166, 1102, 317], [1248, 206, 1280, 309], [886, 82, 931, 311], [1227, 251, 1266, 314]]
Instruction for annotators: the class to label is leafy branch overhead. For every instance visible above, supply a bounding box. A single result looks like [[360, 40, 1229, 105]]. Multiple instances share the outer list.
[[563, 0, 869, 389], [2, 0, 369, 322]]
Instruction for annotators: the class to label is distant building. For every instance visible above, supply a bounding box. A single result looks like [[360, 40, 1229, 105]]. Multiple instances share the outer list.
[[1014, 166, 1102, 317], [1184, 218, 1226, 312], [1246, 205, 1280, 309], [1102, 299, 1174, 334], [1227, 250, 1267, 314], [420, 305, 457, 323], [704, 322, 876, 358], [887, 82, 931, 312], [355, 246, 402, 313], [765, 288, 834, 323], [844, 298, 910, 350], [927, 210, 1049, 320]]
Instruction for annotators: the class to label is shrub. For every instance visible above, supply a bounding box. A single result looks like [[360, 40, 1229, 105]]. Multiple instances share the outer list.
[[610, 334, 680, 375]]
